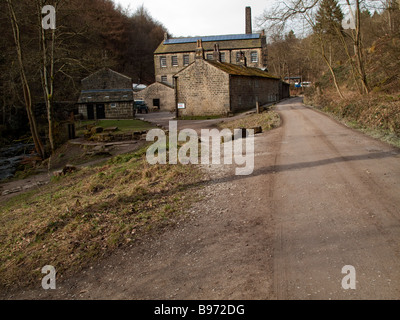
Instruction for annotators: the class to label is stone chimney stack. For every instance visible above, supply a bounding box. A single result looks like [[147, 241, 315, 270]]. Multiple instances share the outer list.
[[246, 7, 252, 34], [195, 39, 204, 59], [213, 43, 221, 62]]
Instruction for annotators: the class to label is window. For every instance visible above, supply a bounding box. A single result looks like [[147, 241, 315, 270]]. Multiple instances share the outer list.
[[206, 53, 213, 60], [161, 75, 167, 83], [251, 51, 258, 63], [160, 56, 167, 68], [110, 103, 117, 108], [236, 52, 241, 62], [220, 52, 226, 62], [183, 55, 190, 66], [172, 55, 178, 66]]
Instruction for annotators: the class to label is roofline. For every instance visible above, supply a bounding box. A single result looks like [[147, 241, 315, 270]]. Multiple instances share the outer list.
[[207, 60, 279, 79], [163, 33, 261, 45], [80, 89, 133, 93], [77, 99, 134, 104], [174, 59, 280, 80], [154, 46, 263, 55], [81, 68, 132, 82], [156, 81, 175, 89], [172, 61, 195, 78]]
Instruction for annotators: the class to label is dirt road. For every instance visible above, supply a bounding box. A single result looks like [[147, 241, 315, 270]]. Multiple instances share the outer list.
[[4, 97, 400, 299], [270, 98, 400, 299]]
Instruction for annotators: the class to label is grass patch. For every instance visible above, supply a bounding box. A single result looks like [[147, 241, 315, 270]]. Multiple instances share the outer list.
[[178, 115, 224, 120], [0, 144, 206, 291], [218, 110, 281, 132], [76, 119, 155, 136]]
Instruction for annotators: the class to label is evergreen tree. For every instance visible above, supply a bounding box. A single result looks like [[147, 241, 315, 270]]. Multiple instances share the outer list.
[[314, 0, 344, 35]]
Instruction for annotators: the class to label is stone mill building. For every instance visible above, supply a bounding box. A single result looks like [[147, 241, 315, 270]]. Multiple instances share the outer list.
[[135, 6, 289, 116], [78, 68, 134, 120], [174, 40, 281, 116]]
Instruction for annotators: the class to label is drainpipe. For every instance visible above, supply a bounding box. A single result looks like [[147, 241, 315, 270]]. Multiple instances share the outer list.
[[174, 75, 179, 119]]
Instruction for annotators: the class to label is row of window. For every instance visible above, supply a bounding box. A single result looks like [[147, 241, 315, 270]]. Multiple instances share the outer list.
[[160, 55, 192, 68], [159, 51, 259, 68]]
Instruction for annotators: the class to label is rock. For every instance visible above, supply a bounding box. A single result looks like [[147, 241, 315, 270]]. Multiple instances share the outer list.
[[53, 164, 78, 177], [1, 186, 22, 196], [133, 132, 142, 140], [53, 170, 64, 177], [251, 126, 263, 134], [103, 127, 118, 132], [63, 164, 77, 174], [91, 126, 103, 134], [93, 145, 105, 152]]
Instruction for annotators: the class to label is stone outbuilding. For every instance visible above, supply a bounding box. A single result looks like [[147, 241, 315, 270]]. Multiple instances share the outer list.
[[134, 81, 175, 112], [173, 42, 282, 117], [77, 68, 134, 120]]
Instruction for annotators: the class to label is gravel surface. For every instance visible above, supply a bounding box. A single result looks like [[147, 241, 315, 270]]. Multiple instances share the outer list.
[[3, 97, 400, 300]]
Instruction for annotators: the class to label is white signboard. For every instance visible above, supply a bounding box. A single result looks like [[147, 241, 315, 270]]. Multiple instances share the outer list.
[[178, 103, 186, 109]]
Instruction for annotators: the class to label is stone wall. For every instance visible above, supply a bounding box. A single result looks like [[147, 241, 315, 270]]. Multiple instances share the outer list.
[[154, 53, 196, 87], [78, 102, 134, 120], [175, 59, 231, 116], [78, 104, 88, 119], [154, 46, 267, 87], [105, 102, 134, 119], [229, 76, 280, 112]]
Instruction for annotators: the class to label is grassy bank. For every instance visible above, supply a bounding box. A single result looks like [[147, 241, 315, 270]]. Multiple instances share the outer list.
[[218, 110, 281, 132], [0, 145, 206, 291], [304, 90, 400, 148], [76, 119, 155, 136]]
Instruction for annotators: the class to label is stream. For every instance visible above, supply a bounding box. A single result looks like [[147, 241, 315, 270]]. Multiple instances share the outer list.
[[0, 143, 35, 181]]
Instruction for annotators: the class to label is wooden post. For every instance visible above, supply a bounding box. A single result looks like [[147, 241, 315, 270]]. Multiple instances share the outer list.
[[256, 96, 260, 114]]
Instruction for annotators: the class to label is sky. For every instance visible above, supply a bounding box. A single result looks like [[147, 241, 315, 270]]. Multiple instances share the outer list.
[[113, 0, 274, 37]]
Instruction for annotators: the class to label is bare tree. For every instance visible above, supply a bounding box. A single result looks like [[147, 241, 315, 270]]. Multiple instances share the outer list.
[[6, 0, 45, 159], [37, 0, 60, 154], [261, 0, 347, 98], [346, 0, 370, 94]]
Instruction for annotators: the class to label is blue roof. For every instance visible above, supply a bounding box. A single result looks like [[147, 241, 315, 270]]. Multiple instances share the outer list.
[[164, 33, 260, 45], [81, 89, 133, 93]]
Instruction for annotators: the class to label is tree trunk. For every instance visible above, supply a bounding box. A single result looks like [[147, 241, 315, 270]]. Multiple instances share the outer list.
[[336, 28, 362, 94], [38, 0, 56, 154], [6, 0, 45, 159], [353, 0, 369, 94], [319, 34, 344, 99]]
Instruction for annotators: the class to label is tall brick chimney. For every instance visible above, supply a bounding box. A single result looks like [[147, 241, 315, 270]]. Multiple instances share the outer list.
[[246, 7, 252, 34]]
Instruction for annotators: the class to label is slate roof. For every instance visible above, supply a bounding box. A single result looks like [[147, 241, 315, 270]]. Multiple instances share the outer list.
[[155, 33, 265, 54], [206, 60, 279, 79], [164, 34, 260, 44], [174, 59, 279, 80], [78, 68, 134, 104]]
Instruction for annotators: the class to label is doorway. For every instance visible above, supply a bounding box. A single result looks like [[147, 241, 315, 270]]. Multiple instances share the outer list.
[[87, 104, 94, 120], [153, 99, 160, 110], [96, 104, 105, 119]]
